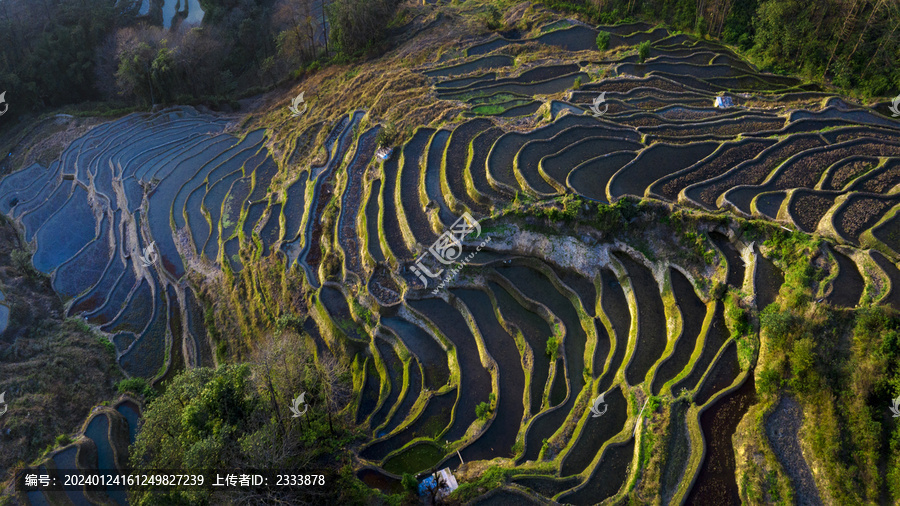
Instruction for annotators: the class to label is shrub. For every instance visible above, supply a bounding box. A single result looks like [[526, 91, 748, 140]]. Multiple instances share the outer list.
[[596, 31, 610, 50], [855, 306, 893, 348], [573, 75, 582, 89], [55, 434, 72, 447], [781, 260, 816, 309], [852, 307, 900, 397], [546, 194, 581, 222], [598, 9, 622, 25], [638, 40, 651, 63], [401, 473, 417, 492], [595, 203, 624, 230], [725, 292, 751, 339], [682, 230, 716, 264], [376, 122, 398, 147], [594, 198, 641, 231], [116, 377, 156, 400], [274, 313, 304, 333], [449, 466, 507, 502], [789, 337, 818, 393], [96, 335, 116, 357], [476, 401, 492, 420], [11, 248, 35, 277], [757, 366, 784, 395], [545, 336, 559, 360], [350, 300, 375, 327], [482, 5, 503, 30], [760, 304, 793, 350], [539, 0, 600, 19]]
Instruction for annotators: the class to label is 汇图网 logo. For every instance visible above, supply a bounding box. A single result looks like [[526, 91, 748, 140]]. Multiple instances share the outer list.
[[410, 213, 491, 293], [889, 394, 900, 417], [290, 392, 308, 417], [289, 92, 308, 117], [589, 392, 607, 418], [590, 92, 608, 117], [889, 94, 900, 117], [140, 241, 158, 267]]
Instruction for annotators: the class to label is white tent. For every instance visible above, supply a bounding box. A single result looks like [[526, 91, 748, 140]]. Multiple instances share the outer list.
[[714, 96, 734, 108], [435, 468, 458, 498], [376, 147, 393, 162]]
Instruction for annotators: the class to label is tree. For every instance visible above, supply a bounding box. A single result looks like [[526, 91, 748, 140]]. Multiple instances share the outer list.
[[545, 336, 559, 360], [846, 0, 885, 64], [596, 30, 610, 50], [326, 0, 400, 56], [115, 41, 158, 105], [114, 26, 171, 105], [0, 0, 124, 112], [823, 0, 863, 77], [481, 5, 502, 30], [401, 473, 418, 493], [150, 45, 177, 103], [272, 0, 325, 64], [476, 401, 491, 420], [128, 332, 352, 504], [638, 40, 650, 63]]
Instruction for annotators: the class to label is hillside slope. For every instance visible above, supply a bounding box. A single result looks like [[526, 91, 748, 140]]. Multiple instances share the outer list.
[[3, 2, 900, 505]]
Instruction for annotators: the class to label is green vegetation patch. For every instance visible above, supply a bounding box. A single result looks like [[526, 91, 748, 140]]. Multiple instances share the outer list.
[[128, 333, 357, 504], [756, 263, 900, 503], [382, 442, 446, 475]]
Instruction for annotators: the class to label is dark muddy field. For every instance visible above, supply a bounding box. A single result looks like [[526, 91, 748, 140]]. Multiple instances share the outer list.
[[685, 374, 756, 506]]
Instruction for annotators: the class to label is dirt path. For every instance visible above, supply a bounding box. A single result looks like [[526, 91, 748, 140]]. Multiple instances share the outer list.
[[765, 397, 823, 505]]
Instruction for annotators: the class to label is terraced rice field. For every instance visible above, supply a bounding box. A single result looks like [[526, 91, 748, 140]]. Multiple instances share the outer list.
[[6, 17, 900, 506], [25, 400, 139, 506]]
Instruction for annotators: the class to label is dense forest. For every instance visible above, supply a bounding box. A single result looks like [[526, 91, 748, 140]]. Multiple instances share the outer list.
[[0, 0, 400, 116], [546, 0, 900, 97], [1, 0, 898, 122]]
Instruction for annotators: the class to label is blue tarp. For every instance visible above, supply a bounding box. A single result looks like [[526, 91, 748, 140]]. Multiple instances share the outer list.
[[418, 476, 436, 496]]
